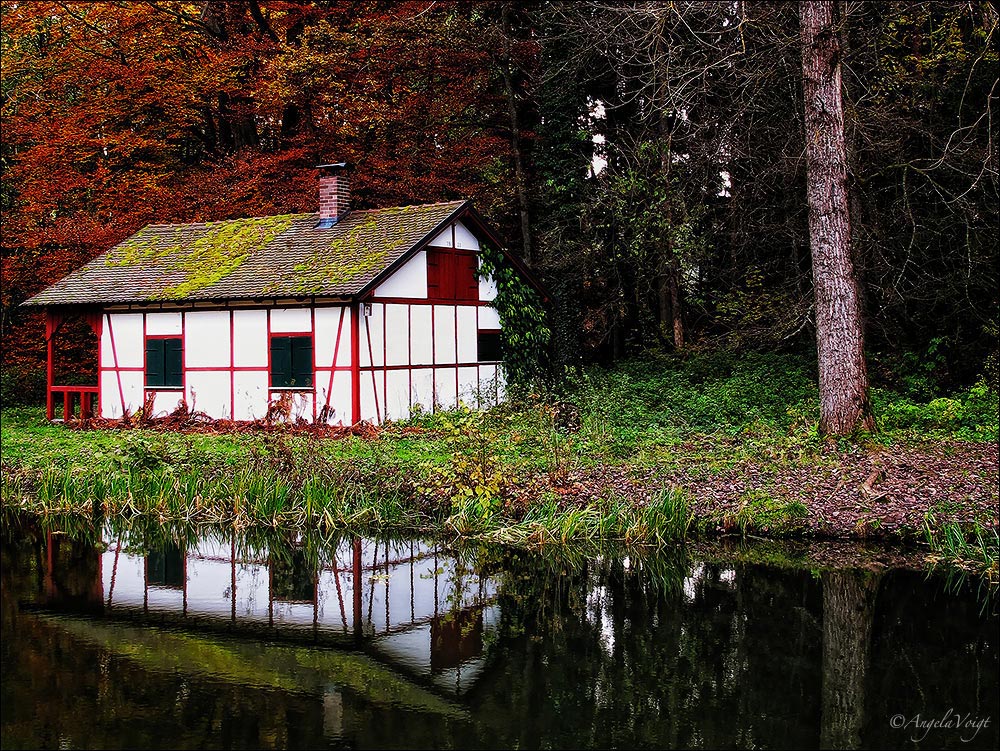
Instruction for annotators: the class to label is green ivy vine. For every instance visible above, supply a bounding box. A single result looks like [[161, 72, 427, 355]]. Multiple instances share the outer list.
[[478, 243, 550, 388]]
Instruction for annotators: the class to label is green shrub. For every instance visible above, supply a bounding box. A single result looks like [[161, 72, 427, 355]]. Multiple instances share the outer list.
[[875, 380, 998, 439], [0, 366, 46, 408], [565, 351, 819, 453]]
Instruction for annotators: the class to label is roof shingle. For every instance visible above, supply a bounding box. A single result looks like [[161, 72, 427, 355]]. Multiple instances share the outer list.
[[24, 200, 468, 306]]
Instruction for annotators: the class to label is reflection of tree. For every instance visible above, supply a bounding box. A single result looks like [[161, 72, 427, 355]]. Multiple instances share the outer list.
[[820, 570, 880, 750], [865, 570, 999, 750], [740, 565, 823, 747]]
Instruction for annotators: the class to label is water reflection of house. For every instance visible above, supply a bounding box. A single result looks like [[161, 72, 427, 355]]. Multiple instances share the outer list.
[[39, 528, 496, 695]]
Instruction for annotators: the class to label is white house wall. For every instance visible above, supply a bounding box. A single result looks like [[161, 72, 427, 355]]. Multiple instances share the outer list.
[[186, 371, 230, 417], [100, 313, 143, 369], [433, 305, 457, 363], [429, 227, 452, 247], [270, 307, 311, 333], [373, 251, 427, 298], [145, 311, 182, 336], [457, 307, 477, 362], [478, 271, 497, 302], [314, 307, 351, 369], [478, 306, 500, 330], [233, 310, 268, 367], [100, 306, 356, 424], [409, 306, 433, 366], [410, 369, 435, 414], [384, 305, 409, 366], [184, 311, 230, 368], [233, 371, 269, 421], [428, 220, 479, 251], [453, 220, 479, 250]]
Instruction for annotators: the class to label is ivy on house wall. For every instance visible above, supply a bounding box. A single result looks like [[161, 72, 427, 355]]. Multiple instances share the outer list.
[[479, 243, 550, 388]]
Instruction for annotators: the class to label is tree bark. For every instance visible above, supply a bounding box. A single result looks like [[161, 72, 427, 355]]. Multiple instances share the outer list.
[[800, 0, 874, 435], [655, 21, 684, 351], [501, 4, 533, 263], [668, 258, 684, 349]]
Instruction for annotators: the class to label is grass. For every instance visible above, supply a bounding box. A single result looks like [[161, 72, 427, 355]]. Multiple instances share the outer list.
[[2, 352, 997, 568], [923, 518, 999, 584], [725, 491, 810, 535], [441, 487, 694, 548]]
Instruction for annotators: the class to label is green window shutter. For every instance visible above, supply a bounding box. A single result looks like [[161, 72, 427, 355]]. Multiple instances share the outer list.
[[145, 339, 165, 387], [271, 336, 292, 387], [164, 338, 183, 387], [291, 336, 313, 387]]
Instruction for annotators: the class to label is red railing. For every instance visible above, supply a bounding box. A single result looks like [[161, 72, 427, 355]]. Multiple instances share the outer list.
[[47, 386, 99, 422]]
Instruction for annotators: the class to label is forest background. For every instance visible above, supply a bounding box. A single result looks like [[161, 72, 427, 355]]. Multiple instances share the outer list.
[[1, 1, 997, 414]]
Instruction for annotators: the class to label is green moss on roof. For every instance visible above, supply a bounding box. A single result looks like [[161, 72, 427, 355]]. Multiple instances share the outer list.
[[105, 228, 184, 267], [107, 214, 299, 299], [287, 208, 427, 295], [157, 214, 297, 299]]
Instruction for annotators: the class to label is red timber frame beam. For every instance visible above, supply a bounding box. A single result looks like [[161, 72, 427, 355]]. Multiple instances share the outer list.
[[351, 301, 362, 424], [45, 310, 57, 421]]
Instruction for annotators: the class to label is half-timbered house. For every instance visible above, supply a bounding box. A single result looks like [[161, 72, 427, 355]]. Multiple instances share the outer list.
[[24, 165, 542, 424]]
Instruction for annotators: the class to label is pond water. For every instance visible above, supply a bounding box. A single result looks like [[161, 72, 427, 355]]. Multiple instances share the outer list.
[[1, 513, 996, 750]]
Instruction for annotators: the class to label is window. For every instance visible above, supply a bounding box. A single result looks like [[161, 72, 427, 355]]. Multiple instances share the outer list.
[[145, 337, 183, 388], [146, 542, 184, 588], [477, 330, 502, 362], [427, 249, 478, 301], [270, 335, 314, 388], [270, 548, 315, 602]]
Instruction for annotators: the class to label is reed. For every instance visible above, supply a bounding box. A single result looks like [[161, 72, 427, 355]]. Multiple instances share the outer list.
[[924, 519, 999, 584]]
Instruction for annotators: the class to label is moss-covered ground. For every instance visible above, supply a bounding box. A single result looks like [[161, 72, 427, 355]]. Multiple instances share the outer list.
[[2, 352, 997, 578]]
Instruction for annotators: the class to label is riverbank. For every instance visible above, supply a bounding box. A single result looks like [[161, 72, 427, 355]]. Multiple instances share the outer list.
[[3, 354, 997, 577]]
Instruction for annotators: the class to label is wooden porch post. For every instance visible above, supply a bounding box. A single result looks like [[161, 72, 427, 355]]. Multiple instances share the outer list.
[[45, 310, 55, 421]]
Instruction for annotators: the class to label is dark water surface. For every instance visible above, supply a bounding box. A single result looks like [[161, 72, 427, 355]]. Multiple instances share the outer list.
[[1, 514, 996, 750]]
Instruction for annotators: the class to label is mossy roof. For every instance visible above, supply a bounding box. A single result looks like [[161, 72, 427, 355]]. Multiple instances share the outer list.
[[25, 200, 469, 306]]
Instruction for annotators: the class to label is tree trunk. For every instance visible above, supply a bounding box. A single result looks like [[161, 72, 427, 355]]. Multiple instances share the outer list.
[[800, 0, 874, 435], [501, 4, 533, 263], [668, 258, 684, 349], [655, 24, 684, 351]]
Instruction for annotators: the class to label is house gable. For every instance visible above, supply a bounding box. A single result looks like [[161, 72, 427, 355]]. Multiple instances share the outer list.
[[371, 218, 495, 302]]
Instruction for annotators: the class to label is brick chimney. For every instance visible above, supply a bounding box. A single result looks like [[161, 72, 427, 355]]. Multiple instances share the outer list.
[[317, 162, 350, 227]]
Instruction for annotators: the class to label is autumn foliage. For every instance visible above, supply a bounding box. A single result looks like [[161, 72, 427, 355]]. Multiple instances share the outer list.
[[1, 0, 525, 377], [3, 1, 996, 401]]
